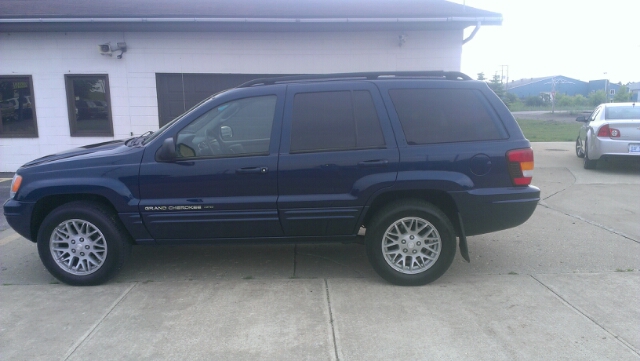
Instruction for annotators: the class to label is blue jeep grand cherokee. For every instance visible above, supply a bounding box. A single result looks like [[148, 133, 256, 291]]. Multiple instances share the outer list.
[[3, 72, 539, 286]]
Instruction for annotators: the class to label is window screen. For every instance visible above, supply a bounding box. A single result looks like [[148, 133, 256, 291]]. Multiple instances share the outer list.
[[290, 90, 385, 153], [389, 88, 505, 145]]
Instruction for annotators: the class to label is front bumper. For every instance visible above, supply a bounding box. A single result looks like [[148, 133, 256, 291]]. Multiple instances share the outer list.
[[3, 199, 35, 242], [451, 185, 540, 236]]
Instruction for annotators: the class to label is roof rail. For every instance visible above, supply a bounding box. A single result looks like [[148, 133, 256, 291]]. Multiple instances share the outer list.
[[237, 71, 471, 88]]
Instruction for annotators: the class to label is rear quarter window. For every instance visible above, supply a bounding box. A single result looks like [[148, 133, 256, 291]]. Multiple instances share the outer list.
[[389, 88, 507, 145]]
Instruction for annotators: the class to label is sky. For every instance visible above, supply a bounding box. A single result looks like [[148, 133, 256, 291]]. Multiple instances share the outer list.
[[452, 0, 639, 84]]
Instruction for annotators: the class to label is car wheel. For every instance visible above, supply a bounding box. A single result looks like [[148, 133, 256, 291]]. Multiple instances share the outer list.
[[583, 139, 597, 169], [37, 201, 132, 286], [575, 136, 585, 158], [365, 200, 456, 286]]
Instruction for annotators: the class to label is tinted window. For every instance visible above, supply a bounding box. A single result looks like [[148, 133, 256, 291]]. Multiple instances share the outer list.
[[290, 90, 385, 153], [176, 95, 276, 158], [389, 88, 505, 144], [65, 75, 113, 136], [0, 76, 38, 138]]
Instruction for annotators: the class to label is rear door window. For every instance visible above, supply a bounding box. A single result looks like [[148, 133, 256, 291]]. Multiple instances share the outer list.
[[290, 90, 385, 153], [388, 88, 506, 144]]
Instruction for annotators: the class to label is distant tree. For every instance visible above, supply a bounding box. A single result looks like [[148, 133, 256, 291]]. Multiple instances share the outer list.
[[488, 73, 505, 99], [555, 93, 573, 107], [588, 90, 607, 106], [477, 72, 486, 81], [613, 85, 632, 102], [504, 92, 518, 105], [524, 96, 544, 107], [573, 94, 588, 107]]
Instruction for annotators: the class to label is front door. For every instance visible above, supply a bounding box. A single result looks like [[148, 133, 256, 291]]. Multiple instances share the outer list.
[[139, 87, 286, 241]]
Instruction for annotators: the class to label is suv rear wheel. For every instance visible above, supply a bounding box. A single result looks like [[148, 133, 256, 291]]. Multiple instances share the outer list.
[[365, 200, 456, 286], [37, 201, 131, 286]]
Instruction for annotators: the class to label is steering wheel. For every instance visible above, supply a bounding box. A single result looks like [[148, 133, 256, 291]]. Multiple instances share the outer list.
[[206, 127, 230, 154]]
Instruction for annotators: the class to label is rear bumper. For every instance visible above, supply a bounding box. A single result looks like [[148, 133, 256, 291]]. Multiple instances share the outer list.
[[591, 137, 640, 160], [451, 185, 540, 236], [3, 199, 35, 241]]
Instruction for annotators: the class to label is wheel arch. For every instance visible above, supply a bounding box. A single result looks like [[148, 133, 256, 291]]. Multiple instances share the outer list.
[[30, 194, 131, 243], [362, 189, 461, 237]]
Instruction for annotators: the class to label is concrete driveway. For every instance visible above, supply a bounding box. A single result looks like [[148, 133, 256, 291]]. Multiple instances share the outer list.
[[1, 142, 639, 360]]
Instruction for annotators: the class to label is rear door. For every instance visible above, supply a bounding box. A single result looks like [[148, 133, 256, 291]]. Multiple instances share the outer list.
[[277, 82, 399, 236]]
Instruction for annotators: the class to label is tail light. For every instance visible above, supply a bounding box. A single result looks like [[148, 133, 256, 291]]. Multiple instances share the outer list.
[[506, 148, 534, 186], [597, 124, 620, 138]]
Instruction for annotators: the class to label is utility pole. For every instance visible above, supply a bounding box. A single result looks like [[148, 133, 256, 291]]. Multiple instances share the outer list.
[[545, 76, 574, 113], [500, 65, 509, 90]]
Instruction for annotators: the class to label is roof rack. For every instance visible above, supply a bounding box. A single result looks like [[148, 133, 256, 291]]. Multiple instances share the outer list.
[[237, 71, 471, 88]]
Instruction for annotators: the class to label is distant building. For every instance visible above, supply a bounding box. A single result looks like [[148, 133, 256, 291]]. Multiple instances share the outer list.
[[628, 82, 640, 102], [506, 76, 622, 101]]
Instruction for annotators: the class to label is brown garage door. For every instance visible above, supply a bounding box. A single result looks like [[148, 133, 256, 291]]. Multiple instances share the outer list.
[[156, 73, 275, 126]]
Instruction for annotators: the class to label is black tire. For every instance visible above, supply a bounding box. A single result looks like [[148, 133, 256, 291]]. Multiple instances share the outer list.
[[37, 201, 132, 286], [583, 139, 597, 169], [575, 136, 585, 158], [365, 200, 456, 286]]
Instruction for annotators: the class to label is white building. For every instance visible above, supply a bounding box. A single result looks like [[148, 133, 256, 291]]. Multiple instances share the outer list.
[[0, 0, 501, 172]]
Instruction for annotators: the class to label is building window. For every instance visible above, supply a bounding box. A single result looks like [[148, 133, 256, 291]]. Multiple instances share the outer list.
[[0, 76, 38, 138], [65, 75, 113, 136], [610, 89, 616, 95]]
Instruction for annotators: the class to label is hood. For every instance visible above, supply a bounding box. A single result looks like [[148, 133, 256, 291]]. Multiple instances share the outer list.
[[22, 139, 130, 167]]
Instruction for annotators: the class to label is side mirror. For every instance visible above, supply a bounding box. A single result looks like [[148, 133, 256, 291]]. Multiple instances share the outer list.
[[575, 116, 588, 123], [156, 137, 177, 162], [220, 126, 233, 140]]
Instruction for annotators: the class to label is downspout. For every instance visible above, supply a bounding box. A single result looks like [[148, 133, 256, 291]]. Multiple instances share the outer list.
[[462, 21, 481, 44]]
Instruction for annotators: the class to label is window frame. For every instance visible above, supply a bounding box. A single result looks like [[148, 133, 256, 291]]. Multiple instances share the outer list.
[[0, 75, 39, 138], [64, 74, 114, 137]]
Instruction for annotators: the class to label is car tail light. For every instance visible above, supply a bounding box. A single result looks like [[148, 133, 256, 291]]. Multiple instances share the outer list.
[[506, 148, 534, 186], [597, 124, 620, 138]]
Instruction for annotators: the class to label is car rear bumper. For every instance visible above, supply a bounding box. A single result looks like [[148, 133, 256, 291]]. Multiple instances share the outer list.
[[591, 137, 640, 160], [3, 199, 35, 242], [451, 185, 540, 236]]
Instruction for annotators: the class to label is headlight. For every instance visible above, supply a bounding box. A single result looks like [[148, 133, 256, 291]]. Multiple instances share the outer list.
[[9, 174, 22, 199]]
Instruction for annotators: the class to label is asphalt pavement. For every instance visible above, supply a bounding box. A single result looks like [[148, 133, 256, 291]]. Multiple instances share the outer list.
[[1, 142, 639, 360]]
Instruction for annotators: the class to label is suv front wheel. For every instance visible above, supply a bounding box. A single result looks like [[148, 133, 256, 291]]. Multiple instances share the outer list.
[[365, 200, 456, 286], [37, 201, 132, 286]]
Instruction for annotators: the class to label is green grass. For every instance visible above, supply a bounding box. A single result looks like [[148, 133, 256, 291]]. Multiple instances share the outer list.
[[508, 104, 592, 113], [516, 119, 582, 142]]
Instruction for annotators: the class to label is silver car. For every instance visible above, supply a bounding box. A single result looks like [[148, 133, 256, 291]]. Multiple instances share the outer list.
[[575, 102, 640, 169]]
